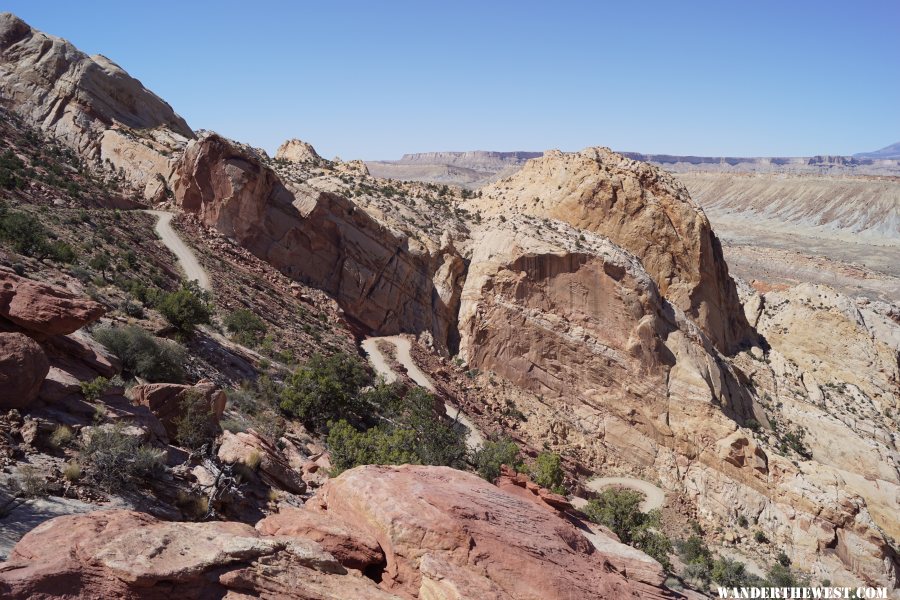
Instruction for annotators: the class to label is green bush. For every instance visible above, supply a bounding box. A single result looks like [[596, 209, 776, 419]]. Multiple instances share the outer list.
[[583, 487, 672, 570], [79, 376, 109, 401], [473, 437, 521, 482], [93, 325, 185, 382], [88, 254, 111, 280], [711, 558, 749, 587], [280, 352, 371, 427], [223, 308, 267, 347], [0, 209, 47, 256], [327, 419, 419, 475], [0, 150, 26, 190], [531, 452, 566, 494], [0, 203, 78, 262], [157, 286, 211, 336], [677, 535, 713, 586], [326, 386, 466, 475]]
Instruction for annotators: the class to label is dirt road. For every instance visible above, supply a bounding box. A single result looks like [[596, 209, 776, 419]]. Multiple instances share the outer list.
[[361, 336, 485, 450], [146, 210, 211, 292]]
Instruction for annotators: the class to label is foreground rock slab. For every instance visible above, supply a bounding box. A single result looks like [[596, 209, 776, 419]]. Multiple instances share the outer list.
[[304, 464, 676, 599], [0, 510, 401, 599]]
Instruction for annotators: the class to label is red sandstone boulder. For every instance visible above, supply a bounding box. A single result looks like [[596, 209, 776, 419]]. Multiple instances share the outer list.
[[496, 465, 575, 515], [0, 332, 49, 410], [0, 509, 401, 599], [257, 506, 384, 571], [0, 268, 105, 338], [129, 380, 226, 440], [308, 464, 677, 599]]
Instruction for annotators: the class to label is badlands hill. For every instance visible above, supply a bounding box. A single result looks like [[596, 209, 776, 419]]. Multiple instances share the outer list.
[[0, 12, 898, 599]]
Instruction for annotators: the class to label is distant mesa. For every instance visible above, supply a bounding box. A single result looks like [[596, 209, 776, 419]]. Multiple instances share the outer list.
[[853, 141, 900, 160]]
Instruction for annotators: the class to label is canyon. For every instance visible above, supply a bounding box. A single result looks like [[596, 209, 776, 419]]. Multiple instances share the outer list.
[[0, 11, 898, 599]]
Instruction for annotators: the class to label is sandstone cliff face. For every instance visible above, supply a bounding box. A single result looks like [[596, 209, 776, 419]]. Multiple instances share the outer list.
[[0, 13, 193, 200], [469, 148, 754, 354], [457, 215, 756, 459], [173, 133, 466, 350]]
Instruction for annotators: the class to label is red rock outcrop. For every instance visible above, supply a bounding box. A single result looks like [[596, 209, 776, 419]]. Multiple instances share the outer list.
[[173, 133, 466, 350], [0, 510, 401, 599], [129, 380, 225, 442], [0, 267, 105, 338], [0, 332, 49, 409], [472, 148, 755, 353], [257, 507, 384, 571], [306, 464, 676, 599]]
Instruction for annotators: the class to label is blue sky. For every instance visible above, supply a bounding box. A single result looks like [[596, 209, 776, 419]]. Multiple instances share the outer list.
[[4, 1, 899, 159]]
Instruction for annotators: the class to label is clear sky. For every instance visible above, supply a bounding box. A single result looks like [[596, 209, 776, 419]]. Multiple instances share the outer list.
[[4, 1, 899, 160]]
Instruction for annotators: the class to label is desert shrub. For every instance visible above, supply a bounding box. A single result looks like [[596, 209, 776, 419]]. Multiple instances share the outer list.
[[677, 535, 713, 585], [174, 389, 214, 449], [88, 254, 111, 280], [244, 450, 262, 470], [62, 461, 83, 482], [775, 551, 791, 568], [0, 149, 26, 189], [327, 419, 420, 474], [280, 352, 371, 427], [93, 325, 185, 382], [223, 308, 267, 347], [640, 530, 673, 571], [79, 376, 109, 401], [175, 489, 210, 521], [706, 557, 769, 587], [79, 423, 165, 491], [711, 558, 751, 587], [754, 530, 769, 543], [119, 296, 145, 318], [132, 446, 167, 477], [327, 386, 467, 475], [682, 561, 712, 587], [473, 437, 521, 482], [220, 417, 248, 433], [530, 452, 566, 494], [252, 409, 285, 443], [156, 286, 211, 336], [0, 210, 48, 257], [583, 488, 646, 543], [48, 241, 76, 263], [583, 487, 672, 570], [50, 425, 75, 448], [676, 534, 713, 567], [16, 465, 48, 497], [767, 562, 804, 587], [737, 514, 749, 528]]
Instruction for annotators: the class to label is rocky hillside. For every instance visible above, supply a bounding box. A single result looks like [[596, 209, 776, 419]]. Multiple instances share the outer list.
[[0, 13, 898, 599], [0, 12, 194, 202]]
